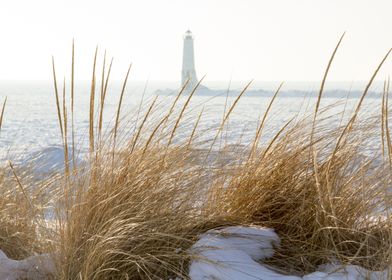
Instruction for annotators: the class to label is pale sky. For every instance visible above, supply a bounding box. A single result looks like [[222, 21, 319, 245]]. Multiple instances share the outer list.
[[0, 0, 391, 82]]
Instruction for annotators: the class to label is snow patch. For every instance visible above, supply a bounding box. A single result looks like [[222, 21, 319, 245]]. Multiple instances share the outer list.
[[22, 145, 81, 175], [189, 226, 389, 280], [0, 250, 55, 280]]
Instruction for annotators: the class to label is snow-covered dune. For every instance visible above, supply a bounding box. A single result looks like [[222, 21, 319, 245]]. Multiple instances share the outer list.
[[0, 226, 388, 279], [189, 226, 389, 280]]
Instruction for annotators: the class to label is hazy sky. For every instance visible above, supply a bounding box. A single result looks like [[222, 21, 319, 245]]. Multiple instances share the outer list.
[[0, 0, 391, 82]]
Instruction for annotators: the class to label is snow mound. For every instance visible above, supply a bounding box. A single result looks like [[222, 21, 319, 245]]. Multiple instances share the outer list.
[[21, 145, 85, 176], [25, 146, 66, 174], [0, 250, 55, 280], [189, 226, 389, 280], [304, 264, 388, 280]]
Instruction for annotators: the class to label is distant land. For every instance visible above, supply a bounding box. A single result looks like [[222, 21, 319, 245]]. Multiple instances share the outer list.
[[155, 87, 381, 98]]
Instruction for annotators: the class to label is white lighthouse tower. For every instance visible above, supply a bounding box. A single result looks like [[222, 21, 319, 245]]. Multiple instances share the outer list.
[[181, 30, 198, 89]]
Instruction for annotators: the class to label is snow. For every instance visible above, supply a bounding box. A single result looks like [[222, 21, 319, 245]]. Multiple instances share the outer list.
[[0, 250, 55, 280], [22, 146, 84, 175], [189, 226, 389, 280], [304, 264, 388, 280], [1, 81, 369, 165], [0, 227, 388, 280]]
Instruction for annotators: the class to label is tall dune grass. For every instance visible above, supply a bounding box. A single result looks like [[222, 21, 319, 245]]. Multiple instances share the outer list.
[[0, 164, 54, 260], [208, 115, 391, 274], [52, 46, 391, 279], [0, 97, 6, 133], [1, 95, 54, 261], [0, 40, 391, 279]]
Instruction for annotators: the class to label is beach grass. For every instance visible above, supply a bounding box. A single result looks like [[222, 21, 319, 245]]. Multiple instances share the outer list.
[[0, 42, 391, 279]]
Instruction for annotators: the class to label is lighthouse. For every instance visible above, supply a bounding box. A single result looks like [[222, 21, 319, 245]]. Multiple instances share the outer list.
[[181, 30, 198, 89]]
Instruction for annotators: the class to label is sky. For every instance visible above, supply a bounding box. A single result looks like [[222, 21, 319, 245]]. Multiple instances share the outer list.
[[0, 0, 391, 82]]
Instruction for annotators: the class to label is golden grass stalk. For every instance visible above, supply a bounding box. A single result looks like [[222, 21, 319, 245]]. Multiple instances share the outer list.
[[99, 51, 106, 112], [89, 47, 98, 156], [0, 96, 7, 133], [166, 77, 205, 148], [71, 39, 75, 170], [52, 57, 64, 142], [203, 80, 252, 162], [97, 51, 106, 147], [186, 106, 204, 150], [142, 79, 189, 154], [113, 63, 132, 150], [134, 79, 149, 135], [386, 79, 391, 167], [248, 82, 283, 160], [308, 33, 345, 222], [129, 95, 158, 155], [327, 48, 392, 174], [312, 32, 345, 129], [218, 79, 231, 148], [97, 56, 113, 151], [381, 80, 386, 160], [62, 78, 70, 178]]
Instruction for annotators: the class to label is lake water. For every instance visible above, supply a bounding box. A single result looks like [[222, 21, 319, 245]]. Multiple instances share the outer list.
[[0, 80, 386, 169]]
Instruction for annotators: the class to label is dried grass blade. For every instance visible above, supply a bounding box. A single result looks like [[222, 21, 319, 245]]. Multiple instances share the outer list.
[[89, 47, 98, 155], [142, 80, 189, 154], [52, 57, 64, 142], [186, 106, 204, 150], [167, 77, 204, 148], [248, 82, 283, 160], [71, 39, 75, 170], [62, 78, 70, 178], [330, 48, 392, 164], [98, 50, 107, 145], [312, 32, 345, 128], [0, 97, 7, 132], [129, 96, 158, 154], [203, 80, 252, 163], [113, 63, 132, 149]]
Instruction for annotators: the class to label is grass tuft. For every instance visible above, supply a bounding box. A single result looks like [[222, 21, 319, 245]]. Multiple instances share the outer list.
[[0, 44, 391, 279]]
